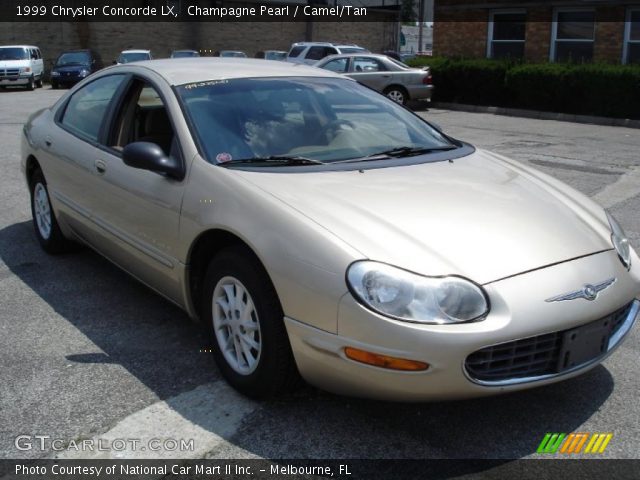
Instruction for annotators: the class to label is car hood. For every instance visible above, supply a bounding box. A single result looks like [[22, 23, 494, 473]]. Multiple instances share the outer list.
[[0, 60, 30, 68], [235, 149, 612, 284]]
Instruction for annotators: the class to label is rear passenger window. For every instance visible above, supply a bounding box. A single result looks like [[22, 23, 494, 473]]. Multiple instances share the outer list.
[[305, 46, 332, 60], [61, 75, 126, 142], [288, 46, 305, 58]]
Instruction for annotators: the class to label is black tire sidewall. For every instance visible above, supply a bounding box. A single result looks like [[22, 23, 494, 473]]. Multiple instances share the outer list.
[[202, 247, 295, 398], [29, 170, 69, 253]]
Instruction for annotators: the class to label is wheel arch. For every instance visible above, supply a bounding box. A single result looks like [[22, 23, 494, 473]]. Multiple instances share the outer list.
[[186, 228, 279, 321], [384, 84, 410, 100], [25, 155, 42, 187]]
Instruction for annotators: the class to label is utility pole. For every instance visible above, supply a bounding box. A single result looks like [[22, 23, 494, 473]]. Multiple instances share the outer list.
[[417, 0, 424, 53]]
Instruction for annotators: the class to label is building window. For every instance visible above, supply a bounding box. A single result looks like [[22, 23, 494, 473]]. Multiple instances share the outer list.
[[487, 11, 526, 59], [624, 8, 640, 64], [551, 10, 595, 62]]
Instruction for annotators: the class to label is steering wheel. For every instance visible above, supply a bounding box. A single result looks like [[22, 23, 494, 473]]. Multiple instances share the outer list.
[[318, 119, 357, 143]]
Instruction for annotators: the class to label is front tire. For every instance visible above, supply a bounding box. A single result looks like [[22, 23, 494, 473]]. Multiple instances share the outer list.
[[26, 77, 35, 91], [29, 169, 75, 254], [201, 246, 299, 398]]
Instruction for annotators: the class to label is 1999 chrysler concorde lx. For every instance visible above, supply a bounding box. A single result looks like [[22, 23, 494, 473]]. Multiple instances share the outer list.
[[22, 59, 640, 400]]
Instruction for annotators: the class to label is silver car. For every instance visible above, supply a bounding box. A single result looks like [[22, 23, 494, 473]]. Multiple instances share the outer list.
[[315, 53, 433, 105], [22, 59, 639, 401]]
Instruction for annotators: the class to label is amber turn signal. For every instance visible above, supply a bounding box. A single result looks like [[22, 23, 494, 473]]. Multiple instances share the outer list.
[[344, 347, 429, 371]]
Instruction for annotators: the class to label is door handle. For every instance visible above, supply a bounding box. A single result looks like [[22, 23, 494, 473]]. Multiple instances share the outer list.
[[94, 159, 106, 174]]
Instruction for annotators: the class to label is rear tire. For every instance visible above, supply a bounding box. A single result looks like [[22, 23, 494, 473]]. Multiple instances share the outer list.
[[29, 169, 76, 254], [384, 86, 408, 105], [35, 76, 43, 88], [201, 246, 300, 399]]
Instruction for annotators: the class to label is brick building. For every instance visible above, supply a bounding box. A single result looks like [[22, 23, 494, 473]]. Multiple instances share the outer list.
[[434, 0, 640, 64]]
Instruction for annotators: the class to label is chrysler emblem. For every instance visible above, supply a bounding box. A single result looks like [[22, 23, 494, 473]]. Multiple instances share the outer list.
[[545, 278, 616, 303]]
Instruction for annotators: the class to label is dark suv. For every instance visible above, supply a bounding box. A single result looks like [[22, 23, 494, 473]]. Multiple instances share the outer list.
[[50, 49, 103, 89]]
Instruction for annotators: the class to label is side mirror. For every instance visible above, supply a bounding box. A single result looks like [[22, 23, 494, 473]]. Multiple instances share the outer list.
[[122, 142, 184, 180]]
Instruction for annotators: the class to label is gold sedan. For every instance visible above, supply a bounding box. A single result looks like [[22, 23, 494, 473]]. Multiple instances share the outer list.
[[22, 58, 640, 400]]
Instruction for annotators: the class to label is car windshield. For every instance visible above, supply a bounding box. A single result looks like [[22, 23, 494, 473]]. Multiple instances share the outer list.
[[118, 52, 150, 63], [0, 47, 29, 61], [388, 57, 411, 69], [220, 51, 247, 58], [177, 76, 454, 166], [173, 51, 199, 58], [265, 52, 286, 61], [56, 52, 91, 66]]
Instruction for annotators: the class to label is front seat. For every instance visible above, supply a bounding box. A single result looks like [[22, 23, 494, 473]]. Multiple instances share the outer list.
[[139, 108, 173, 155]]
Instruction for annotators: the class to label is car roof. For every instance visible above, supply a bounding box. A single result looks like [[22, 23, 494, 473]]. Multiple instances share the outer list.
[[121, 49, 151, 54], [322, 53, 390, 60], [108, 58, 347, 86], [0, 45, 40, 49], [291, 42, 363, 48]]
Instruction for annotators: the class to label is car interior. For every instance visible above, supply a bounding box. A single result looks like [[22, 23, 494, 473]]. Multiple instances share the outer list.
[[111, 81, 177, 157]]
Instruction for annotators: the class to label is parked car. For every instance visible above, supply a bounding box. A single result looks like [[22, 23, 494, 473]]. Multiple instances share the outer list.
[[255, 50, 287, 61], [22, 58, 640, 401], [50, 49, 103, 89], [286, 42, 369, 65], [214, 50, 247, 58], [171, 50, 200, 58], [115, 49, 152, 64], [0, 45, 44, 90], [315, 53, 433, 105]]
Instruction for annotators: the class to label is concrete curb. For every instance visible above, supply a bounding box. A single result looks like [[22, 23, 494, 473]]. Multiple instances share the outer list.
[[430, 102, 640, 129]]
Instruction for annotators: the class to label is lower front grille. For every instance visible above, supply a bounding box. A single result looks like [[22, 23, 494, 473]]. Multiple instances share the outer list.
[[0, 68, 20, 79], [465, 302, 633, 383]]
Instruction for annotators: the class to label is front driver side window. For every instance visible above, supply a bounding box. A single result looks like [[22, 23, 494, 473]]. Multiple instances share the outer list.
[[61, 74, 126, 142], [110, 80, 177, 158]]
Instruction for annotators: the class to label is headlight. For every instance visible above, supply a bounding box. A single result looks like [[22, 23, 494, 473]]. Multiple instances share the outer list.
[[51, 71, 60, 76], [79, 69, 90, 77], [347, 261, 489, 324], [19, 67, 31, 74], [607, 212, 631, 269]]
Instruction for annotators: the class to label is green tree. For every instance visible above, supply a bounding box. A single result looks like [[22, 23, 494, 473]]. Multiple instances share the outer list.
[[401, 0, 416, 23]]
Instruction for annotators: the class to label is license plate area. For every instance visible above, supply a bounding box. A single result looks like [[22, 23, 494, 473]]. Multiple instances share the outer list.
[[557, 317, 611, 371]]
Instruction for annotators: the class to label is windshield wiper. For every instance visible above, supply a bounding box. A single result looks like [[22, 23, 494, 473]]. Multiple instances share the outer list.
[[335, 145, 458, 164], [219, 155, 325, 167]]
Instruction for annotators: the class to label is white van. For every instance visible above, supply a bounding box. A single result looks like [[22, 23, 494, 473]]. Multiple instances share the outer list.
[[0, 45, 44, 90]]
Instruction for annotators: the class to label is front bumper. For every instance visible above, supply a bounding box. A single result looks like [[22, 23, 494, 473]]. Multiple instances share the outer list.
[[0, 75, 30, 85], [285, 249, 640, 401], [51, 74, 84, 85]]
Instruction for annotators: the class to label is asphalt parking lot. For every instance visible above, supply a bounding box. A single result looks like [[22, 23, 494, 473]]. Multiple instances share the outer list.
[[1, 87, 639, 461]]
